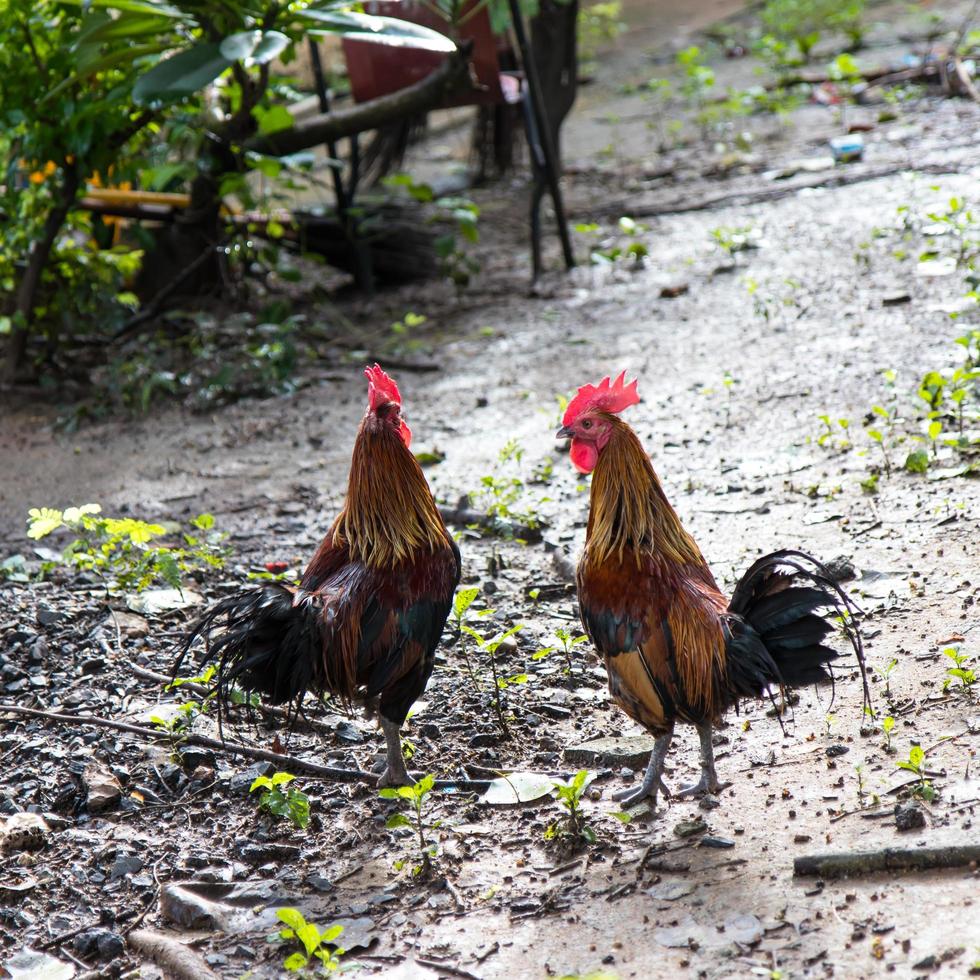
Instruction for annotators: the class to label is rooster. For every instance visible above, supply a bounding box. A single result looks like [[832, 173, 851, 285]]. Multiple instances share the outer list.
[[557, 372, 869, 808], [177, 365, 460, 787]]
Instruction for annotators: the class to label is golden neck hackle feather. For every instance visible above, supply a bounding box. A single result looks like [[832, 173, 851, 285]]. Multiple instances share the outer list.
[[331, 417, 448, 567], [586, 417, 705, 568]]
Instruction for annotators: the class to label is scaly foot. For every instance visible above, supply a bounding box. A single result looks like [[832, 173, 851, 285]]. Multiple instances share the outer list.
[[376, 765, 414, 789], [674, 771, 721, 799], [613, 775, 671, 808]]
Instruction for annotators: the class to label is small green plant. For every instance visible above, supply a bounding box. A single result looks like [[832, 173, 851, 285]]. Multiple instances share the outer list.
[[676, 45, 714, 110], [545, 770, 596, 848], [761, 0, 865, 61], [388, 311, 428, 355], [533, 625, 588, 676], [874, 656, 899, 700], [250, 772, 311, 830], [150, 700, 206, 757], [710, 225, 758, 260], [460, 623, 525, 736], [816, 415, 852, 451], [881, 714, 895, 752], [942, 646, 976, 691], [26, 504, 225, 592], [274, 907, 344, 973], [896, 743, 936, 801], [380, 773, 440, 877], [474, 440, 547, 536]]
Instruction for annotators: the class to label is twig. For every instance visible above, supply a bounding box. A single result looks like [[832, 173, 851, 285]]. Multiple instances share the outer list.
[[0, 702, 488, 792], [793, 844, 980, 878], [586, 163, 968, 222], [415, 957, 483, 980], [128, 929, 219, 980]]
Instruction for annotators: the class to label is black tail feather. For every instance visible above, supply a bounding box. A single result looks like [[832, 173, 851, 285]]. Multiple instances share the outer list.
[[173, 585, 325, 731], [727, 549, 871, 716]]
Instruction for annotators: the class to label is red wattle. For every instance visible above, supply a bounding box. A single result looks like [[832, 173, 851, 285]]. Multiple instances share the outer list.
[[399, 419, 412, 448], [570, 438, 598, 474]]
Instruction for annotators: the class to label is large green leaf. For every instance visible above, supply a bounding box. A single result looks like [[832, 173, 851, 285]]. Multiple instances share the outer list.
[[251, 30, 290, 64], [133, 42, 232, 103], [220, 29, 289, 65], [301, 10, 456, 50], [60, 0, 183, 16]]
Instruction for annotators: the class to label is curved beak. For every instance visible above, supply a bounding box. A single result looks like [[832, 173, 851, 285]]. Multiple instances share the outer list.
[[556, 425, 573, 439]]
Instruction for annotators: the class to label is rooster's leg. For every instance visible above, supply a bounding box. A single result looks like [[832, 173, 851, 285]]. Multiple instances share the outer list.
[[675, 723, 721, 798], [377, 717, 413, 788], [613, 723, 673, 808]]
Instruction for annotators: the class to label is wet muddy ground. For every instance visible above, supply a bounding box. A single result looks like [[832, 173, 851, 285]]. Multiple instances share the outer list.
[[2, 1, 980, 977]]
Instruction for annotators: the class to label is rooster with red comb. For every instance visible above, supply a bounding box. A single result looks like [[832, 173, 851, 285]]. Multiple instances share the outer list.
[[558, 372, 869, 808], [177, 365, 460, 787]]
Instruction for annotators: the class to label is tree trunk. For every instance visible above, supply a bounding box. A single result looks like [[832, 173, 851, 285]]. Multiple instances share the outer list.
[[3, 165, 81, 382]]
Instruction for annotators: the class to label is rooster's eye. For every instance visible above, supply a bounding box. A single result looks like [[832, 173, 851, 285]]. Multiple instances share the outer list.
[[582, 419, 592, 430]]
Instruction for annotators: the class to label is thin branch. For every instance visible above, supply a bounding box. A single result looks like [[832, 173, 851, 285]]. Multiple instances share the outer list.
[[244, 43, 474, 157], [0, 702, 490, 792], [793, 844, 980, 877]]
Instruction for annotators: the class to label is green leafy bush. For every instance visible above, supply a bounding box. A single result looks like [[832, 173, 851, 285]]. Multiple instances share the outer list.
[[26, 504, 225, 591]]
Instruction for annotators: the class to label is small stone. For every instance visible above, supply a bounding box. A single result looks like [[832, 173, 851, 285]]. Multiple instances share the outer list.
[[110, 854, 144, 880], [36, 606, 66, 627], [564, 735, 657, 770], [824, 555, 857, 582], [0, 813, 50, 854], [674, 817, 707, 838], [74, 928, 125, 960], [825, 744, 849, 758], [179, 746, 217, 771], [539, 703, 572, 720], [698, 794, 721, 811], [28, 638, 48, 664], [894, 800, 926, 832], [659, 283, 689, 298], [229, 762, 274, 794], [468, 733, 498, 748], [307, 874, 333, 892], [699, 835, 735, 849], [335, 721, 366, 744], [238, 842, 300, 864], [83, 764, 122, 812], [161, 883, 229, 930], [882, 291, 911, 307]]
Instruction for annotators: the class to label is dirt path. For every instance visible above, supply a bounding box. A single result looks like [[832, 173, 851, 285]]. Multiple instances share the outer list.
[[2, 2, 979, 978]]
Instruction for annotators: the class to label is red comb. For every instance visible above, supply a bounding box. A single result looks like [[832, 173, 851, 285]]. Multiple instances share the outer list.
[[365, 363, 402, 411], [563, 371, 640, 426]]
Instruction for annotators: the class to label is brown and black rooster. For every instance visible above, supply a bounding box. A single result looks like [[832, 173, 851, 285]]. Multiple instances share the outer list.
[[177, 365, 460, 786], [558, 372, 869, 808]]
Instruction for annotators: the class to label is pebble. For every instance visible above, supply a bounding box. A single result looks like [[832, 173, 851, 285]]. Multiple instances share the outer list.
[[564, 735, 656, 769], [74, 928, 125, 960], [894, 800, 926, 832]]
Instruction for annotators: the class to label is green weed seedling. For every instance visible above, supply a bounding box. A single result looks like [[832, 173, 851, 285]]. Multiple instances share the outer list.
[[273, 907, 344, 973], [26, 505, 226, 593], [460, 624, 525, 736], [896, 744, 936, 801], [380, 774, 440, 877], [873, 656, 899, 701], [943, 646, 976, 691], [710, 225, 758, 261], [450, 586, 494, 690], [250, 772, 311, 830], [474, 439, 548, 537], [881, 715, 896, 752], [545, 770, 596, 848]]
